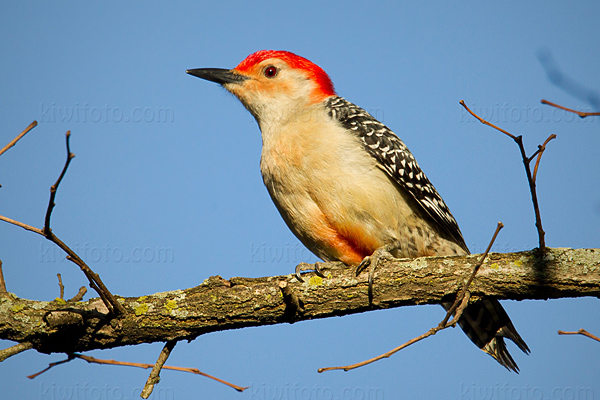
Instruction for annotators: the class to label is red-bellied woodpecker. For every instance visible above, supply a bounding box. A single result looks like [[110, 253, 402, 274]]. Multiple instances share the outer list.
[[187, 50, 530, 371]]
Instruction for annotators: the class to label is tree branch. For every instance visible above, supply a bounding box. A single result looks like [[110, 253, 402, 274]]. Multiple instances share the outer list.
[[541, 100, 600, 118], [319, 221, 502, 372], [141, 340, 177, 399], [27, 352, 249, 392], [0, 248, 598, 356], [0, 121, 37, 157], [0, 260, 8, 296], [0, 129, 126, 316], [0, 342, 33, 362], [318, 292, 472, 373], [44, 131, 75, 236], [57, 274, 65, 300], [460, 100, 553, 251], [558, 329, 600, 343]]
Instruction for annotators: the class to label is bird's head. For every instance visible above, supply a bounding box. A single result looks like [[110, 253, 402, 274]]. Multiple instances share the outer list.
[[187, 50, 336, 125]]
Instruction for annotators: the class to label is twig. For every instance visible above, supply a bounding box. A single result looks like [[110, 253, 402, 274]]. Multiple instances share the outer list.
[[42, 132, 124, 315], [68, 286, 87, 302], [28, 353, 249, 392], [44, 132, 74, 235], [440, 222, 504, 326], [65, 251, 125, 315], [319, 222, 503, 372], [532, 134, 557, 183], [318, 291, 471, 373], [141, 341, 177, 399], [460, 101, 517, 140], [279, 280, 304, 317], [541, 100, 600, 118], [27, 355, 75, 378], [461, 100, 550, 251], [0, 342, 33, 362], [0, 121, 38, 157], [0, 215, 43, 235], [158, 365, 249, 392], [57, 274, 64, 300], [0, 132, 125, 315], [0, 260, 7, 296], [558, 329, 600, 343]]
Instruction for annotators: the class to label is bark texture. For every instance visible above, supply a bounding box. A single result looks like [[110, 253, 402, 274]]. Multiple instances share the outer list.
[[1, 248, 598, 355]]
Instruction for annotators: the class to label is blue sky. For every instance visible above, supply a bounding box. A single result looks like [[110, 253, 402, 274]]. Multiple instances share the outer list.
[[1, 1, 599, 399]]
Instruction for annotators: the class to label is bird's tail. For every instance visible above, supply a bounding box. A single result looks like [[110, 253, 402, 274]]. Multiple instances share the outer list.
[[442, 298, 530, 372]]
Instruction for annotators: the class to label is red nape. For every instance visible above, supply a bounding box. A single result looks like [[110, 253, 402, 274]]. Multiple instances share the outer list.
[[235, 50, 336, 97]]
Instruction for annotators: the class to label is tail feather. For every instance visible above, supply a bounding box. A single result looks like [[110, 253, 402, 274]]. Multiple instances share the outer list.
[[482, 337, 520, 372], [443, 299, 529, 372]]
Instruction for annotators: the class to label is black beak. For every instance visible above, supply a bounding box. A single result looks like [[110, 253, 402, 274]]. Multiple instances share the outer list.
[[186, 68, 249, 85]]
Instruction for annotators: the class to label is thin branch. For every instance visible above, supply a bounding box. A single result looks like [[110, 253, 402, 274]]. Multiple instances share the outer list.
[[40, 132, 124, 315], [0, 130, 125, 316], [319, 322, 438, 372], [57, 274, 64, 300], [517, 135, 546, 251], [141, 341, 177, 399], [44, 131, 74, 236], [0, 213, 124, 315], [67, 286, 87, 302], [0, 342, 33, 362], [26, 355, 75, 379], [460, 100, 517, 139], [319, 222, 502, 372], [0, 216, 127, 315], [0, 217, 126, 314], [61, 250, 125, 315], [558, 329, 600, 343], [319, 292, 471, 373], [541, 99, 600, 118], [0, 260, 7, 296], [440, 222, 503, 325], [532, 134, 557, 183], [0, 215, 43, 235], [154, 364, 249, 392], [28, 353, 249, 392], [0, 121, 38, 157], [460, 100, 549, 251]]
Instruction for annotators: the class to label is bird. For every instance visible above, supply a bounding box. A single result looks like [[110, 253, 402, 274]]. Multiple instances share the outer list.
[[186, 50, 530, 371]]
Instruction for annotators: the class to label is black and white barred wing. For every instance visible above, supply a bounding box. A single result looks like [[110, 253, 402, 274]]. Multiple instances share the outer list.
[[326, 96, 468, 251]]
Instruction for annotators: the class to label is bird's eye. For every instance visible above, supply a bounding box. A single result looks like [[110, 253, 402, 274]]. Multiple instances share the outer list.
[[264, 66, 278, 78]]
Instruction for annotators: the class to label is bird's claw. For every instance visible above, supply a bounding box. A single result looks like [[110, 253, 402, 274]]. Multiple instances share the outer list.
[[314, 262, 326, 278], [356, 245, 394, 306], [358, 259, 376, 306], [295, 262, 326, 282], [356, 256, 371, 277]]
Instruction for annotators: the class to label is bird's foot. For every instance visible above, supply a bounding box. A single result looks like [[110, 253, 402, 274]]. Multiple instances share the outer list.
[[356, 245, 394, 306], [295, 261, 326, 282]]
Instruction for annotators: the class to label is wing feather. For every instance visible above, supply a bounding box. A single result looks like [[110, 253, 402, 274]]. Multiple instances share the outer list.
[[326, 96, 468, 252]]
